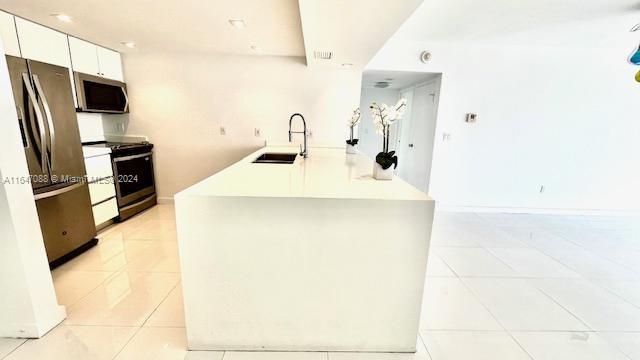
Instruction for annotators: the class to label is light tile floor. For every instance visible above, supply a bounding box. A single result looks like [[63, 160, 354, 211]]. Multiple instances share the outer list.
[[1, 206, 640, 359]]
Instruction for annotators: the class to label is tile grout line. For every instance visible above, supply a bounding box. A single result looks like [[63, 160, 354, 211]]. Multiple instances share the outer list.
[[140, 279, 181, 328], [110, 273, 180, 359], [527, 280, 594, 331], [110, 325, 143, 360], [417, 332, 433, 360], [1, 339, 28, 360], [56, 270, 119, 312]]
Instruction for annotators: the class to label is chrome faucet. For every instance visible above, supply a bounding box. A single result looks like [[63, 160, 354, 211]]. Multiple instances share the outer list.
[[288, 113, 308, 158]]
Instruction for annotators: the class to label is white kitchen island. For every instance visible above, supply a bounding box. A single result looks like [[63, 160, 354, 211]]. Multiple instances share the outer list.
[[175, 146, 434, 353]]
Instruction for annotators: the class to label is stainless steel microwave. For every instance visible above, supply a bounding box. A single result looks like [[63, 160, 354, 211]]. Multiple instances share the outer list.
[[74, 72, 129, 113]]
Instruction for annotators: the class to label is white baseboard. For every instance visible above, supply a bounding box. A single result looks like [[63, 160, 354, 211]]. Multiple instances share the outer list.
[[157, 197, 174, 204], [435, 204, 640, 217]]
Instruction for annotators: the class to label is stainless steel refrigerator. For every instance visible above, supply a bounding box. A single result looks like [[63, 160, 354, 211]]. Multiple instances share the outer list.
[[6, 55, 97, 266]]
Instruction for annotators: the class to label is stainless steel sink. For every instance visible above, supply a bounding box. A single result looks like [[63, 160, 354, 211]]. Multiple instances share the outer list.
[[253, 153, 298, 164]]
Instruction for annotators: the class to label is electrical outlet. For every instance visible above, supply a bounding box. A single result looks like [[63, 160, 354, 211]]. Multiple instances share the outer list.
[[442, 132, 451, 141], [307, 129, 313, 137], [116, 123, 125, 133], [219, 126, 226, 135], [254, 128, 261, 137]]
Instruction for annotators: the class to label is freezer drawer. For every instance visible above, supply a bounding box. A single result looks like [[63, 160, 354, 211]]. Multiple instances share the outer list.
[[35, 183, 96, 263], [88, 178, 116, 205]]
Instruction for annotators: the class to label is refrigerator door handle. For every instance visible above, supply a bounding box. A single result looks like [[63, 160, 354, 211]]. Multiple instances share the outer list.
[[33, 74, 56, 171], [22, 73, 47, 172], [34, 182, 84, 200], [16, 105, 28, 148]]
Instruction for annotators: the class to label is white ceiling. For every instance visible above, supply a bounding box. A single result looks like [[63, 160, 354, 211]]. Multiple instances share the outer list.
[[0, 0, 306, 55], [298, 0, 424, 68], [393, 0, 640, 47], [362, 70, 438, 89]]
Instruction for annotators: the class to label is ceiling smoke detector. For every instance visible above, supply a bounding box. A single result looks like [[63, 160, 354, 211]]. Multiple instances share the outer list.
[[313, 51, 333, 60], [374, 81, 390, 88]]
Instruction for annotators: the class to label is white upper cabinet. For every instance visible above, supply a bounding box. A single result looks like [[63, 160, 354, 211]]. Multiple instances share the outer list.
[[15, 17, 70, 68], [96, 46, 123, 81], [69, 36, 123, 81], [0, 11, 20, 57], [69, 36, 100, 76]]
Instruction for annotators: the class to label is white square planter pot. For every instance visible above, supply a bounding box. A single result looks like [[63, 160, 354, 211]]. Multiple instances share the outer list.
[[373, 162, 394, 180], [346, 144, 358, 154]]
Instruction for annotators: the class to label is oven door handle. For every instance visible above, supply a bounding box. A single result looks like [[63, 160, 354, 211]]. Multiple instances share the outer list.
[[113, 152, 152, 162]]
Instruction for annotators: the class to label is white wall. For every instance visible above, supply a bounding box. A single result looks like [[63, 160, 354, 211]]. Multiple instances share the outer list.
[[368, 40, 640, 213], [358, 87, 400, 160], [0, 39, 65, 338], [121, 52, 362, 200]]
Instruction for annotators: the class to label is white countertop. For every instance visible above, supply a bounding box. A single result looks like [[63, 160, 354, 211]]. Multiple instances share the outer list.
[[177, 146, 430, 201]]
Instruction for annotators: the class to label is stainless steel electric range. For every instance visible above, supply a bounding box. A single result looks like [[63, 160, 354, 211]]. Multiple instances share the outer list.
[[88, 141, 157, 221]]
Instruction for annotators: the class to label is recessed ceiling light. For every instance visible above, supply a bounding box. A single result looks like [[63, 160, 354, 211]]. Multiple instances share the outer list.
[[51, 13, 72, 23], [121, 41, 136, 48], [229, 19, 247, 29]]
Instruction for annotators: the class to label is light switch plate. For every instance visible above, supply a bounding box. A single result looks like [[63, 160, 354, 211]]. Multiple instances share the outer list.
[[219, 126, 226, 135], [254, 128, 261, 137]]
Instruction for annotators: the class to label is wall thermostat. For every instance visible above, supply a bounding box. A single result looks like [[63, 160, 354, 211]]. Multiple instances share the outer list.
[[420, 51, 432, 63], [465, 113, 477, 123]]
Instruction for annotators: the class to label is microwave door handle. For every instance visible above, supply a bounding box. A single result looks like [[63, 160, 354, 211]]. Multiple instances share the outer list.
[[121, 86, 129, 112], [32, 75, 56, 171], [22, 73, 47, 172]]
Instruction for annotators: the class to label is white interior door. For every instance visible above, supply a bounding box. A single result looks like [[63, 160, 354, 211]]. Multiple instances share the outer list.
[[396, 88, 414, 179], [402, 81, 439, 193]]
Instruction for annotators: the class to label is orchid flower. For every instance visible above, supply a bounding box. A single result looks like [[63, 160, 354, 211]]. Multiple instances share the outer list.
[[370, 98, 407, 153], [348, 108, 361, 128]]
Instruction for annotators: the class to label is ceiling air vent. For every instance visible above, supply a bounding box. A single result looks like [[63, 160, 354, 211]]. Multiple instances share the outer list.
[[313, 51, 333, 60]]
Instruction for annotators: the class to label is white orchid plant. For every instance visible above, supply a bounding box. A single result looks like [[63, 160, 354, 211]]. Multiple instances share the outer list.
[[346, 107, 362, 146], [370, 98, 407, 170]]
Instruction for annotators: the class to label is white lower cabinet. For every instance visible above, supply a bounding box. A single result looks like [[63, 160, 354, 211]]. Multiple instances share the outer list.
[[83, 150, 119, 226], [92, 198, 118, 226], [89, 178, 116, 205], [85, 154, 114, 182]]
